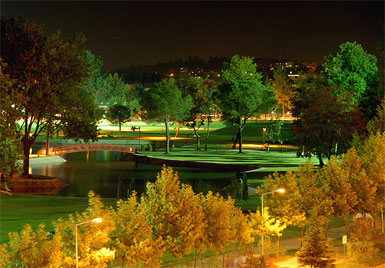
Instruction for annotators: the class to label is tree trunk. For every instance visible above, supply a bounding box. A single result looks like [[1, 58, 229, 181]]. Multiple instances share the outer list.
[[232, 130, 239, 149], [301, 226, 304, 247], [45, 124, 50, 156], [344, 215, 349, 235], [238, 124, 243, 153], [381, 206, 384, 233], [175, 122, 182, 138], [276, 236, 280, 258], [204, 120, 210, 150], [334, 142, 338, 156], [119, 121, 121, 132], [165, 117, 170, 154], [325, 222, 328, 241], [318, 152, 324, 167], [193, 128, 200, 150], [22, 138, 31, 176]]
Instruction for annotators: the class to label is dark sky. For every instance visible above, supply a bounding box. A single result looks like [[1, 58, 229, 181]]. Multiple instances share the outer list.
[[2, 1, 384, 72]]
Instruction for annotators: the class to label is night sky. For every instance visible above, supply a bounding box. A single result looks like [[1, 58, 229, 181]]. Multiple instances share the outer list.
[[2, 1, 384, 72]]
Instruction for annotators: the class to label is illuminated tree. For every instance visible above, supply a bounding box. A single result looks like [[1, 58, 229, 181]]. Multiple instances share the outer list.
[[297, 220, 336, 268], [140, 79, 192, 153], [1, 16, 100, 176], [1, 224, 63, 268], [218, 55, 276, 153], [111, 192, 164, 268], [319, 157, 357, 234], [141, 166, 205, 257], [323, 41, 378, 103], [53, 191, 116, 268], [265, 117, 284, 151], [272, 66, 296, 114]]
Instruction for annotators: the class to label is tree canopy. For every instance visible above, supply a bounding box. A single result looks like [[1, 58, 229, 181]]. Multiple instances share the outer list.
[[218, 55, 276, 153], [323, 41, 378, 103], [1, 16, 101, 175]]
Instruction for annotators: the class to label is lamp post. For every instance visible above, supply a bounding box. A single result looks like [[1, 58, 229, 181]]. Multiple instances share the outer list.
[[262, 127, 267, 144], [261, 189, 285, 259], [75, 218, 102, 268]]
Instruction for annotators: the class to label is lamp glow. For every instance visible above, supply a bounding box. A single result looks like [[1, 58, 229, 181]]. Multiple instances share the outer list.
[[277, 188, 285, 193], [92, 218, 102, 223]]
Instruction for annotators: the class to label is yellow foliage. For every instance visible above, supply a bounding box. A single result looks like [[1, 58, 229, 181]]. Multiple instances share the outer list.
[[142, 166, 206, 257], [112, 192, 165, 267], [3, 224, 63, 267], [54, 191, 116, 268]]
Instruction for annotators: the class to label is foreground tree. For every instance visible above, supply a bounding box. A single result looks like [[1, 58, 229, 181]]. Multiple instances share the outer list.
[[297, 220, 336, 268], [141, 79, 192, 153], [111, 193, 164, 268], [218, 55, 276, 153], [1, 224, 63, 268], [1, 16, 100, 176], [141, 166, 205, 257]]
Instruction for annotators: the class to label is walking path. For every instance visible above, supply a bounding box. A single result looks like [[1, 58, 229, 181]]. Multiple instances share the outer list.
[[162, 226, 385, 268]]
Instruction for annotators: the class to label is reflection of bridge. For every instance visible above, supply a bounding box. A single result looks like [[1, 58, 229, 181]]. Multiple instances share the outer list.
[[38, 144, 136, 155]]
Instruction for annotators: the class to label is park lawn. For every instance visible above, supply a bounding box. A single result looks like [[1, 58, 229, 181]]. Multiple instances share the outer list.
[[0, 194, 117, 244], [139, 150, 323, 172]]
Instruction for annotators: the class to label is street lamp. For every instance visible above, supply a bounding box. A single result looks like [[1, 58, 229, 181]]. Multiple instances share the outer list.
[[261, 188, 285, 259], [75, 218, 102, 268], [262, 127, 267, 146]]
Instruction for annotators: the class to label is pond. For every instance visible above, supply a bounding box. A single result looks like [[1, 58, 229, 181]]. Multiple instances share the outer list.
[[30, 151, 268, 198]]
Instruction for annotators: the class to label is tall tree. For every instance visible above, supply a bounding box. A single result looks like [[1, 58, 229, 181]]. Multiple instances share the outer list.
[[323, 41, 378, 103], [106, 104, 131, 132], [218, 55, 276, 153], [141, 166, 205, 257], [271, 66, 296, 115], [177, 72, 217, 150], [141, 78, 192, 153], [1, 16, 100, 176], [292, 73, 366, 166]]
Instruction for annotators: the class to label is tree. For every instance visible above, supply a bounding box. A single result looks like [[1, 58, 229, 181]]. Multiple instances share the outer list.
[[141, 78, 192, 153], [106, 104, 131, 132], [177, 72, 218, 150], [271, 66, 296, 114], [218, 55, 276, 153], [297, 220, 336, 268], [265, 117, 284, 151], [292, 73, 366, 166], [141, 166, 205, 257], [0, 61, 22, 184], [1, 16, 100, 176], [53, 191, 116, 268], [319, 157, 358, 234], [111, 192, 164, 268], [323, 41, 378, 103], [2, 224, 63, 268]]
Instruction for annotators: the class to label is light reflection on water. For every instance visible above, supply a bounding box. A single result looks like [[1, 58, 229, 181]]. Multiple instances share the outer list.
[[30, 151, 239, 198]]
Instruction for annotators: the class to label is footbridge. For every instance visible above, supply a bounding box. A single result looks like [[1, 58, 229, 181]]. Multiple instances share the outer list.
[[38, 144, 136, 156]]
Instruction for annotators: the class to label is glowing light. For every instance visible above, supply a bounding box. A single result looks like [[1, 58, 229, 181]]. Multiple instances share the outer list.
[[92, 218, 102, 223], [277, 188, 285, 193]]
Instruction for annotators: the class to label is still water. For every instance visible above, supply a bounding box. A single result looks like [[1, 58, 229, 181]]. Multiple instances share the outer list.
[[30, 151, 243, 198]]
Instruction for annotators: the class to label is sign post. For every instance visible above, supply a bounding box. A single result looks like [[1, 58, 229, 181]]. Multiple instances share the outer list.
[[342, 235, 347, 268]]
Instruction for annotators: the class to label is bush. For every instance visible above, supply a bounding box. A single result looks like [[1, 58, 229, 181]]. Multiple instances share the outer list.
[[147, 144, 153, 151], [347, 218, 378, 262]]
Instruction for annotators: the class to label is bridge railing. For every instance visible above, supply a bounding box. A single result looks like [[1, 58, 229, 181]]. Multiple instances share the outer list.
[[37, 144, 136, 156]]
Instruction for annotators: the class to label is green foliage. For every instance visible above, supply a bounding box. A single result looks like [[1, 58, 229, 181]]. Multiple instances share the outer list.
[[265, 117, 284, 145], [106, 104, 130, 132], [297, 221, 335, 268], [0, 134, 22, 185], [218, 55, 276, 153], [323, 41, 378, 103]]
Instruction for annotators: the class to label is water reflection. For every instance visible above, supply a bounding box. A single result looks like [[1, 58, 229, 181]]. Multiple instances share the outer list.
[[30, 151, 240, 198]]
